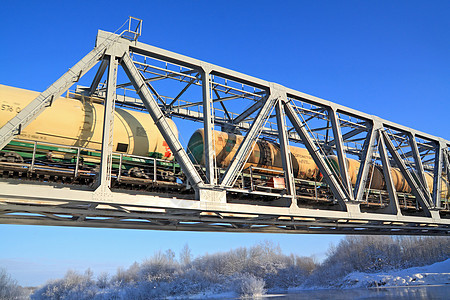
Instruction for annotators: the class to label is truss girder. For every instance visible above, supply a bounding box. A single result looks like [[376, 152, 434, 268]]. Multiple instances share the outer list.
[[120, 52, 204, 188], [0, 181, 448, 234]]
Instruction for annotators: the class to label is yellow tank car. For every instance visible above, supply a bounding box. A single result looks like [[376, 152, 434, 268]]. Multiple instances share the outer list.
[[0, 84, 177, 160]]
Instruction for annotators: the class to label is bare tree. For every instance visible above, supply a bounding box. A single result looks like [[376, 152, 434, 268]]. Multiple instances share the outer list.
[[179, 243, 192, 266]]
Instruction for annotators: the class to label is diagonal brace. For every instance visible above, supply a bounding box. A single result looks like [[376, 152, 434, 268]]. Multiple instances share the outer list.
[[232, 96, 266, 124], [381, 130, 432, 215], [275, 98, 296, 203], [121, 52, 204, 188], [354, 124, 377, 200], [408, 133, 432, 201], [328, 127, 366, 147], [379, 132, 401, 215], [220, 95, 277, 187], [284, 102, 351, 210], [329, 108, 353, 199], [88, 59, 109, 95]]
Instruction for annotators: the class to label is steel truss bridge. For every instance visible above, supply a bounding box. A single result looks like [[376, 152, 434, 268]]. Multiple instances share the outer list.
[[0, 18, 449, 235]]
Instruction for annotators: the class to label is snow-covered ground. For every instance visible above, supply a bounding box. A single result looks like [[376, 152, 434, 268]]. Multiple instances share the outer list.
[[340, 259, 450, 289]]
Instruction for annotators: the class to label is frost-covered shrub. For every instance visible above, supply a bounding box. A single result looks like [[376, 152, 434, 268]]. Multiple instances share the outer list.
[[96, 272, 110, 289], [305, 236, 450, 288], [139, 250, 179, 282], [234, 273, 266, 298], [111, 262, 141, 287], [32, 269, 98, 300], [169, 268, 213, 295], [0, 268, 26, 300], [397, 236, 450, 268]]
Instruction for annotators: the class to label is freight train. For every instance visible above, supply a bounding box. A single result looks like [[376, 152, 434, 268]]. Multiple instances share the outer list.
[[0, 84, 448, 206], [187, 129, 449, 200], [0, 84, 180, 183]]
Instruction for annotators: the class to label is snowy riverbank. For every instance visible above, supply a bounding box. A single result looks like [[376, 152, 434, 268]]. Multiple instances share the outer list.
[[173, 260, 450, 299], [338, 259, 450, 289]]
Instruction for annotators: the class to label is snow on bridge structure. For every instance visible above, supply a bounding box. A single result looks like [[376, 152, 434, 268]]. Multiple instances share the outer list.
[[0, 18, 449, 235]]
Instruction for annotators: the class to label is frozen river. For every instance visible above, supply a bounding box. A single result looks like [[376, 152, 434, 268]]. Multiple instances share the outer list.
[[266, 285, 449, 299]]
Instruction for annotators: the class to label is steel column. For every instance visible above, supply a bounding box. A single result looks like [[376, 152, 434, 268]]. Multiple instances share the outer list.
[[121, 52, 204, 188], [95, 55, 117, 191], [444, 150, 450, 209], [408, 133, 432, 201], [275, 98, 296, 204], [378, 132, 401, 215], [354, 124, 377, 200], [445, 150, 450, 192], [201, 66, 215, 184], [283, 102, 351, 210], [433, 142, 444, 208], [329, 108, 354, 200]]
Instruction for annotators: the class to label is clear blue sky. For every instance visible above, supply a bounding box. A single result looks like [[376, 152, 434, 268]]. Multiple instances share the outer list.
[[0, 0, 449, 287]]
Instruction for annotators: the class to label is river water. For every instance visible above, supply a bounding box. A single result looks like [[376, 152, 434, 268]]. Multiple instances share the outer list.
[[266, 285, 449, 299]]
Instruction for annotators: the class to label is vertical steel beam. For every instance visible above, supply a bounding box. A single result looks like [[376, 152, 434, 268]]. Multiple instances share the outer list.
[[201, 66, 215, 184], [444, 150, 450, 208], [408, 133, 432, 201], [329, 108, 353, 200], [445, 150, 450, 188], [96, 55, 117, 190], [121, 53, 204, 188], [432, 142, 444, 208], [381, 130, 432, 216], [0, 40, 114, 151], [275, 98, 296, 204], [88, 59, 108, 96], [378, 132, 401, 215], [220, 96, 277, 188], [354, 124, 377, 200], [283, 102, 350, 210]]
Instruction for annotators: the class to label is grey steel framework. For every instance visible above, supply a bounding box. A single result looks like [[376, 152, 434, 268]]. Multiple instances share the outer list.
[[0, 19, 449, 235]]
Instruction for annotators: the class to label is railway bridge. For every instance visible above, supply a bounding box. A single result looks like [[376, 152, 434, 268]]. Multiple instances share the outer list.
[[0, 18, 449, 235]]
